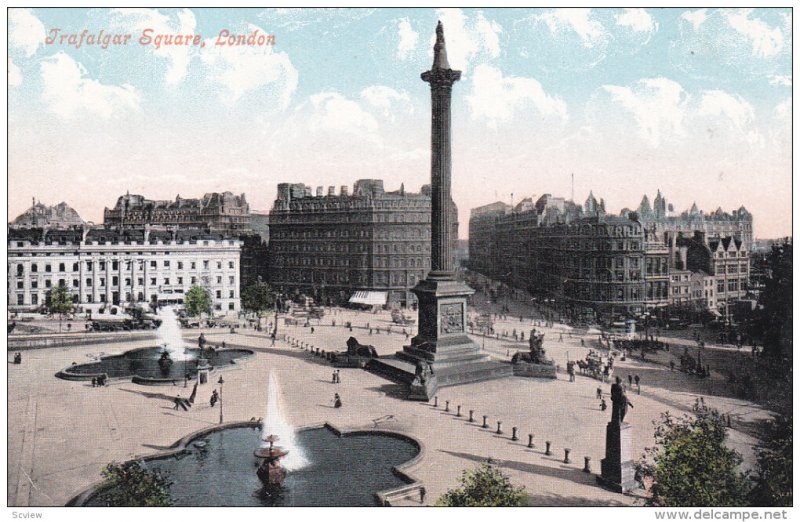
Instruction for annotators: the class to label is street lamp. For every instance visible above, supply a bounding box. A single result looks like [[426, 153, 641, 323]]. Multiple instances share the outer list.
[[217, 375, 225, 424]]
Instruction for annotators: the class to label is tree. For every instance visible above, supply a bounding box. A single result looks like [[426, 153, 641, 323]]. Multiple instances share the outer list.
[[637, 401, 751, 507], [100, 462, 172, 507], [184, 285, 211, 318], [241, 281, 274, 316], [46, 284, 74, 333], [753, 241, 792, 362], [751, 414, 792, 506], [435, 463, 526, 507]]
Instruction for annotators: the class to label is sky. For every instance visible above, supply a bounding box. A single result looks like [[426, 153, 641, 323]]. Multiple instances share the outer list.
[[7, 7, 793, 239]]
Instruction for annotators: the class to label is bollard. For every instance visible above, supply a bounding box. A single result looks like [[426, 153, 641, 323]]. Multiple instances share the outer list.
[[496, 421, 503, 435], [445, 400, 450, 412], [482, 416, 488, 428], [583, 456, 591, 473], [564, 448, 571, 464], [433, 396, 438, 407], [468, 410, 474, 423], [727, 414, 732, 428], [545, 441, 552, 456], [511, 427, 518, 441], [527, 434, 534, 448], [456, 405, 462, 417]]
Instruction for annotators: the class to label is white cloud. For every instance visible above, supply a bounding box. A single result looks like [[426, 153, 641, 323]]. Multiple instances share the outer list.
[[111, 8, 197, 85], [602, 78, 689, 146], [615, 9, 657, 34], [769, 75, 792, 86], [465, 64, 567, 128], [309, 92, 378, 135], [200, 24, 298, 108], [432, 9, 502, 73], [360, 86, 411, 121], [397, 18, 418, 61], [698, 90, 754, 130], [9, 9, 46, 57], [681, 9, 708, 31], [8, 58, 22, 86], [723, 9, 784, 58], [533, 9, 607, 49], [774, 98, 792, 120], [40, 52, 140, 119]]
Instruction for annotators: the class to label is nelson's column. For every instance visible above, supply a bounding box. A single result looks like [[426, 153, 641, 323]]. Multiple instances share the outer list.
[[369, 22, 511, 400]]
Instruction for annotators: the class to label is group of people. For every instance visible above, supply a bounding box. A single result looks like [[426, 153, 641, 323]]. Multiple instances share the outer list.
[[91, 374, 108, 387], [331, 370, 341, 384]]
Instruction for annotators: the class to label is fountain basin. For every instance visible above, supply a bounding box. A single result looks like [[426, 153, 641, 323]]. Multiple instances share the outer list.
[[70, 422, 423, 507], [55, 346, 254, 385]]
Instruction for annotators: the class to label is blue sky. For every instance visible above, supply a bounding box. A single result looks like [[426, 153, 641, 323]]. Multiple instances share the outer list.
[[8, 8, 793, 238]]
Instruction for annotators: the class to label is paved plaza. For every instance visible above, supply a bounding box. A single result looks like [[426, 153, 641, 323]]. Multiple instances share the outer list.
[[7, 307, 772, 507]]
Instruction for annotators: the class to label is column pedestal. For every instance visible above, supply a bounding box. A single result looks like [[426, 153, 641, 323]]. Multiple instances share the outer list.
[[597, 421, 637, 493]]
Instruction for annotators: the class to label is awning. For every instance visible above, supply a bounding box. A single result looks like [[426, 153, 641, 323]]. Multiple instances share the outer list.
[[348, 291, 388, 306]]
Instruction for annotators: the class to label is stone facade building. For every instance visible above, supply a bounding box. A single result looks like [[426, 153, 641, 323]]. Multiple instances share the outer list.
[[104, 192, 251, 234], [469, 193, 669, 322], [625, 191, 753, 250], [10, 200, 85, 229], [267, 179, 458, 307], [103, 192, 268, 288], [8, 227, 241, 314]]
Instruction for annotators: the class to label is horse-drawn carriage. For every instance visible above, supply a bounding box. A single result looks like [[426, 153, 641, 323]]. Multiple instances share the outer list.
[[576, 351, 612, 381]]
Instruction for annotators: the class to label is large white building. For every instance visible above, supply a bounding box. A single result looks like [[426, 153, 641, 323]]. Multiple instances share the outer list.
[[8, 227, 241, 315]]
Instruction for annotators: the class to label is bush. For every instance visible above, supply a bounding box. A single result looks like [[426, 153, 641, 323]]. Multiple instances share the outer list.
[[637, 401, 751, 507], [100, 462, 172, 507], [435, 463, 526, 507]]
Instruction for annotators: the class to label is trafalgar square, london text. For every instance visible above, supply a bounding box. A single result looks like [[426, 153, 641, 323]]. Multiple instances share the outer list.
[[45, 27, 276, 50]]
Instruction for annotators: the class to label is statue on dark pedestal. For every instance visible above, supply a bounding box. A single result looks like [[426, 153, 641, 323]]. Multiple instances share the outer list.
[[610, 376, 633, 424]]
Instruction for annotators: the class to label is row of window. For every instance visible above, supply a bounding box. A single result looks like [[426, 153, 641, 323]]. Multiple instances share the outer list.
[[11, 259, 236, 276], [15, 292, 237, 308], [14, 275, 236, 290]]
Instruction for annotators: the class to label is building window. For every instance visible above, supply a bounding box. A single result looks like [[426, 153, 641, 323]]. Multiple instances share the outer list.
[[112, 276, 118, 286], [217, 261, 222, 269], [59, 263, 65, 272], [191, 262, 196, 270], [177, 277, 183, 285], [73, 279, 79, 287], [16, 265, 23, 276], [99, 261, 106, 270], [150, 261, 157, 268], [191, 277, 197, 284], [72, 263, 79, 272], [203, 260, 209, 269], [177, 262, 183, 270], [229, 276, 235, 285], [229, 261, 234, 269], [112, 261, 118, 270], [717, 281, 725, 292], [45, 280, 52, 288], [216, 276, 222, 284], [229, 290, 234, 298], [216, 290, 222, 299], [31, 280, 38, 289], [86, 278, 92, 287], [215, 304, 221, 310], [31, 264, 38, 273], [164, 278, 170, 285], [45, 264, 52, 273], [138, 278, 144, 286], [58, 279, 66, 287], [150, 278, 156, 285], [125, 278, 131, 286], [228, 302, 235, 310], [86, 262, 92, 271], [164, 260, 170, 268], [17, 281, 24, 289], [17, 294, 24, 305], [86, 295, 93, 303]]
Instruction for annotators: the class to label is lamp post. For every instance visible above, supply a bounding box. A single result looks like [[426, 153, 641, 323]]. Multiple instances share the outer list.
[[218, 375, 225, 424]]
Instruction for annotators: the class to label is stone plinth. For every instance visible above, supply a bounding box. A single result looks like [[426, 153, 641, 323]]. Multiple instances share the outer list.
[[512, 362, 557, 379], [598, 421, 637, 493]]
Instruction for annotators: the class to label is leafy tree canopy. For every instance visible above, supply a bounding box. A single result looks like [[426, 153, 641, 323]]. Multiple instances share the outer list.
[[100, 462, 172, 507], [184, 285, 211, 317], [241, 281, 274, 315], [637, 401, 751, 507], [435, 463, 526, 507]]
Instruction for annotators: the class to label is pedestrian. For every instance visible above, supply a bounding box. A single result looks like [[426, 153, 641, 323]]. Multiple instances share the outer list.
[[559, 333, 563, 342], [670, 360, 675, 372], [335, 370, 340, 383], [311, 326, 315, 334], [628, 374, 633, 387], [210, 389, 218, 407], [174, 395, 182, 410], [91, 377, 97, 388], [332, 370, 337, 384], [581, 339, 585, 347], [600, 398, 607, 411], [333, 393, 342, 408], [596, 387, 602, 399], [634, 375, 640, 394]]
